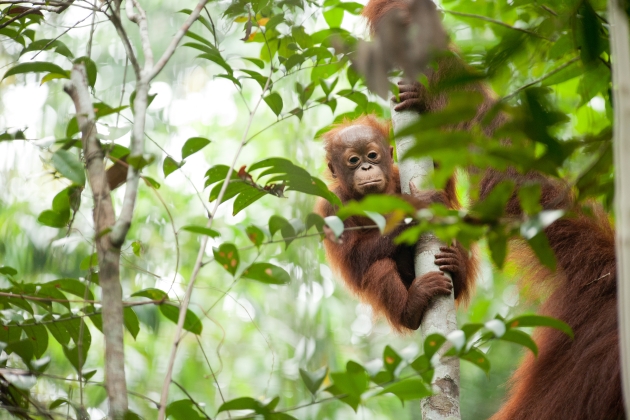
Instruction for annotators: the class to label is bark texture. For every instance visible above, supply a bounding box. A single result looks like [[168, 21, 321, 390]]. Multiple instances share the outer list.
[[391, 102, 461, 420]]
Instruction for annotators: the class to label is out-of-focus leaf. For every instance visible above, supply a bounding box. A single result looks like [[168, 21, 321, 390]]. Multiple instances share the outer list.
[[471, 180, 515, 222], [377, 377, 431, 402], [324, 216, 344, 239], [44, 278, 94, 300], [499, 329, 539, 356], [383, 345, 402, 374], [269, 215, 297, 248], [218, 397, 262, 413], [242, 262, 291, 284], [300, 367, 328, 395], [245, 225, 265, 247], [166, 399, 206, 420], [52, 149, 85, 186], [163, 156, 180, 178], [337, 195, 415, 219], [2, 62, 68, 80], [424, 333, 446, 360], [181, 225, 220, 238], [460, 347, 490, 373], [181, 137, 211, 159], [213, 243, 239, 275], [131, 288, 168, 301], [507, 314, 574, 338], [159, 304, 202, 335], [123, 307, 140, 339], [74, 56, 97, 87], [264, 92, 283, 116]]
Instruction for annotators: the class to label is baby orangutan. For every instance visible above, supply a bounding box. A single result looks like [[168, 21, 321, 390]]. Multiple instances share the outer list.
[[316, 115, 475, 331]]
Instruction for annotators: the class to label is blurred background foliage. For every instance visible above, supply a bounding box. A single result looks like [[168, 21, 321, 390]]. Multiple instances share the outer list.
[[0, 0, 617, 418]]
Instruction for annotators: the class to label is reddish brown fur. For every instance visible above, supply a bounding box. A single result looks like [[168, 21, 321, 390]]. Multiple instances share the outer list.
[[316, 116, 477, 331], [482, 170, 623, 420], [361, 0, 623, 417]]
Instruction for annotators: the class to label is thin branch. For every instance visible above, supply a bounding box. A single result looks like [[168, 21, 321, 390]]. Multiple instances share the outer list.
[[106, 8, 141, 78], [126, 0, 154, 70], [148, 0, 210, 80], [157, 37, 275, 420], [172, 381, 212, 419], [443, 9, 549, 40], [503, 56, 580, 100]]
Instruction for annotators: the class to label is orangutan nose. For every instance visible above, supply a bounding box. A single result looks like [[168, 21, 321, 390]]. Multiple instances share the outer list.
[[361, 163, 372, 170]]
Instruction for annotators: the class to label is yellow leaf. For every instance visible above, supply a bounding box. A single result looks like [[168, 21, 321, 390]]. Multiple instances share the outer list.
[[257, 17, 270, 26], [383, 210, 407, 234], [234, 16, 249, 22]]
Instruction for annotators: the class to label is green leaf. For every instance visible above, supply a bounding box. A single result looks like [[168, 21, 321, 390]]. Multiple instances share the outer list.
[[52, 149, 85, 186], [166, 399, 206, 420], [233, 187, 267, 215], [163, 156, 180, 178], [471, 180, 515, 222], [324, 7, 344, 27], [159, 304, 203, 335], [181, 137, 211, 159], [269, 215, 297, 248], [44, 279, 94, 300], [487, 228, 509, 268], [218, 397, 262, 413], [80, 253, 98, 270], [499, 329, 539, 356], [21, 321, 48, 359], [264, 92, 283, 116], [37, 209, 69, 228], [507, 314, 574, 339], [242, 262, 291, 284], [244, 57, 265, 69], [460, 347, 490, 373], [20, 39, 73, 58], [132, 240, 142, 257], [123, 307, 140, 339], [364, 211, 386, 233], [43, 315, 70, 346], [181, 225, 220, 238], [337, 195, 415, 219], [377, 377, 431, 402], [2, 62, 68, 80], [245, 225, 265, 247], [300, 367, 328, 395], [324, 216, 344, 239], [73, 56, 97, 87], [0, 266, 18, 276], [132, 288, 168, 301], [213, 243, 239, 275], [518, 183, 542, 215], [306, 213, 325, 233], [204, 164, 239, 187], [410, 355, 434, 384], [383, 346, 402, 374], [424, 333, 447, 360], [526, 232, 556, 270]]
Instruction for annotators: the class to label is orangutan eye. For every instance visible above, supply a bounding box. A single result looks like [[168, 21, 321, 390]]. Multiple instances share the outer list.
[[367, 152, 378, 159], [349, 156, 360, 165]]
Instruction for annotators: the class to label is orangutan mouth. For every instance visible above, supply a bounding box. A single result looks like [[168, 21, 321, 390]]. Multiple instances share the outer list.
[[359, 179, 382, 186]]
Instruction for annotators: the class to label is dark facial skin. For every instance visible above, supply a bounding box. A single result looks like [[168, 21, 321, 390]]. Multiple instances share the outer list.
[[327, 125, 394, 197]]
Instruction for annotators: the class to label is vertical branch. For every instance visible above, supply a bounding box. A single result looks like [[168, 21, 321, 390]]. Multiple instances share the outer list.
[[609, 0, 630, 412], [390, 104, 461, 420], [64, 64, 128, 417]]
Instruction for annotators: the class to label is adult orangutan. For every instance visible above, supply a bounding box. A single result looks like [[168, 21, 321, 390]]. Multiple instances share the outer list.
[[362, 0, 624, 418], [315, 115, 477, 332]]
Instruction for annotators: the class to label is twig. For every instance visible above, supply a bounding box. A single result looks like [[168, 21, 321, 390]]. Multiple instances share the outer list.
[[126, 0, 154, 70], [503, 57, 580, 101], [172, 381, 212, 419], [443, 9, 549, 40], [157, 31, 275, 420]]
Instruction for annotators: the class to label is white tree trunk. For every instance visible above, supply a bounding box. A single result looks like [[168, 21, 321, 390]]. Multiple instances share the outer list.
[[608, 0, 630, 414], [391, 103, 461, 420]]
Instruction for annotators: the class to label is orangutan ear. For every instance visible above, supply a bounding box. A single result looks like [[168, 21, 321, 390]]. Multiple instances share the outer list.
[[328, 162, 337, 178]]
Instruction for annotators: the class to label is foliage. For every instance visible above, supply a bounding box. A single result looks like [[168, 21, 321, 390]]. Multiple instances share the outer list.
[[0, 0, 618, 418]]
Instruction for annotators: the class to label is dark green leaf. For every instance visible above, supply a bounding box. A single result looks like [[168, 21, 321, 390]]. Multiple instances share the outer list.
[[305, 213, 325, 233], [218, 397, 262, 413], [20, 39, 73, 58], [159, 304, 203, 335], [131, 288, 168, 301], [410, 354, 434, 384], [424, 333, 446, 360], [245, 225, 265, 247], [123, 307, 140, 339], [460, 347, 490, 373], [2, 62, 68, 80], [163, 157, 180, 178], [518, 183, 542, 215], [377, 377, 431, 402], [233, 187, 267, 215], [73, 57, 97, 87], [181, 137, 211, 159], [21, 321, 48, 359], [526, 232, 556, 270], [264, 92, 283, 116], [0, 266, 18, 276], [166, 399, 206, 420], [499, 329, 538, 356], [181, 225, 220, 238], [471, 180, 515, 222], [242, 262, 291, 284], [213, 243, 239, 275], [383, 346, 402, 374], [79, 253, 98, 270], [507, 314, 574, 338], [268, 215, 296, 248], [300, 367, 328, 395], [44, 278, 94, 300]]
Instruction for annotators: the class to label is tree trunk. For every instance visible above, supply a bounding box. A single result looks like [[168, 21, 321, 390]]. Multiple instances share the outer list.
[[391, 103, 461, 419], [608, 0, 630, 414], [65, 64, 128, 418]]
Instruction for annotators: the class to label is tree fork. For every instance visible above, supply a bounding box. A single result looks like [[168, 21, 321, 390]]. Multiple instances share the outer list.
[[391, 103, 461, 420]]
